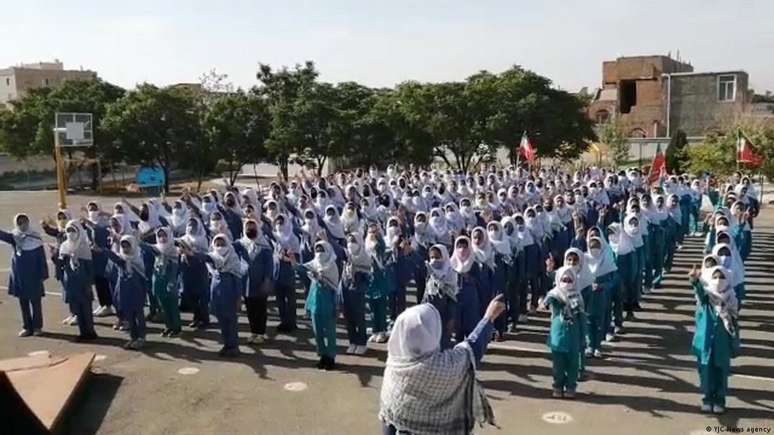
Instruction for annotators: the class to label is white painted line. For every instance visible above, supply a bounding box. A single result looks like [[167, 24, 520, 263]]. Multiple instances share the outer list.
[[177, 367, 199, 375], [488, 342, 546, 354], [283, 381, 308, 392], [28, 350, 49, 357], [46, 291, 62, 296], [542, 411, 573, 424], [94, 354, 107, 362], [733, 373, 774, 383]]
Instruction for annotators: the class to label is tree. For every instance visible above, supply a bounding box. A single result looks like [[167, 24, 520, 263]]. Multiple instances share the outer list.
[[254, 61, 319, 180], [686, 136, 735, 177], [689, 119, 774, 180], [597, 119, 629, 166], [102, 84, 200, 193], [666, 129, 689, 173], [202, 90, 270, 186], [0, 79, 125, 188]]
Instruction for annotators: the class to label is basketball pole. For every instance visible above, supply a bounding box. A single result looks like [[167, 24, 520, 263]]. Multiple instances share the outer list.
[[54, 127, 67, 209]]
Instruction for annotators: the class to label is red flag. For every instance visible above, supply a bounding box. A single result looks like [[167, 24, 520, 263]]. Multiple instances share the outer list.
[[736, 130, 764, 167], [648, 143, 666, 184], [519, 132, 536, 163]]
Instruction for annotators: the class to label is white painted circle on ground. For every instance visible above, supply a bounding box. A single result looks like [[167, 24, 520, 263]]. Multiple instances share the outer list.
[[542, 411, 573, 424], [94, 354, 107, 362], [28, 350, 49, 357], [177, 367, 200, 375], [284, 382, 308, 392]]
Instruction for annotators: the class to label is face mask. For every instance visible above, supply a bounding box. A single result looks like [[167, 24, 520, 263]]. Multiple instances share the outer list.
[[718, 255, 730, 266], [66, 231, 77, 241], [88, 211, 100, 222], [717, 224, 728, 232], [559, 281, 574, 291], [707, 278, 726, 293], [203, 202, 216, 213], [347, 242, 359, 254], [314, 250, 328, 262], [120, 247, 131, 256], [570, 264, 580, 273], [173, 208, 185, 216], [488, 230, 499, 240], [18, 221, 30, 232], [429, 259, 444, 270], [215, 246, 229, 257], [415, 222, 427, 231], [246, 229, 258, 239]]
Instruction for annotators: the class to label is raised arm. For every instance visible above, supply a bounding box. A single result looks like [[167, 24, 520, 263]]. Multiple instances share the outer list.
[[0, 228, 13, 245], [461, 294, 505, 365]]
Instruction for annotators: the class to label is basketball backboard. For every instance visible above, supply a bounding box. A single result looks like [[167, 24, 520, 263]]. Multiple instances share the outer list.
[[55, 112, 93, 147]]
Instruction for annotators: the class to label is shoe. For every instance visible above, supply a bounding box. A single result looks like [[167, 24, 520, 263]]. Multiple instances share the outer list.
[[247, 334, 257, 344], [93, 306, 102, 315], [642, 288, 651, 295], [75, 333, 98, 342], [221, 348, 240, 358], [354, 345, 368, 355], [633, 303, 643, 312], [614, 326, 623, 335], [528, 306, 537, 315], [537, 297, 545, 307], [507, 324, 518, 333], [118, 321, 129, 331], [276, 324, 291, 333], [188, 320, 200, 328], [67, 315, 79, 326], [218, 347, 227, 356], [376, 333, 389, 343], [18, 329, 32, 337], [62, 315, 73, 325], [552, 389, 563, 398], [161, 329, 170, 337], [701, 403, 712, 413], [625, 312, 635, 321], [316, 357, 326, 369], [129, 338, 145, 350], [113, 322, 121, 330], [96, 306, 115, 317], [32, 329, 44, 337], [712, 405, 725, 414], [564, 389, 576, 399], [584, 348, 593, 357], [518, 314, 529, 323], [593, 349, 603, 358], [605, 333, 615, 342], [368, 334, 377, 343], [346, 344, 357, 355], [167, 329, 181, 338], [124, 340, 136, 349], [324, 358, 336, 371]]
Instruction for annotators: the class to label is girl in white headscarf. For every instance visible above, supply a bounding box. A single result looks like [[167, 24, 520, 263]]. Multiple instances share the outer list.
[[422, 244, 460, 350], [712, 241, 745, 303], [342, 233, 370, 355], [585, 235, 618, 354], [0, 214, 49, 337], [487, 221, 512, 339], [53, 220, 98, 341], [428, 207, 451, 247], [607, 222, 634, 335], [688, 265, 740, 415], [623, 213, 644, 314], [103, 235, 147, 349], [542, 266, 586, 399], [144, 226, 182, 337], [272, 213, 301, 334], [298, 240, 339, 369], [379, 299, 504, 435], [450, 235, 482, 342], [323, 204, 346, 244], [366, 223, 391, 343]]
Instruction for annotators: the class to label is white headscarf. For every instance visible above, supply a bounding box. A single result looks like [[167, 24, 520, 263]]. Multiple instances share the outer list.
[[585, 236, 617, 277], [425, 244, 459, 301], [388, 303, 441, 362], [711, 242, 744, 288], [209, 234, 243, 277], [304, 240, 339, 289], [546, 266, 585, 320], [564, 247, 593, 290], [10, 213, 44, 253], [702, 266, 739, 334], [239, 219, 271, 261], [273, 214, 300, 254], [607, 223, 633, 256], [58, 220, 93, 269], [450, 236, 475, 274], [180, 217, 209, 253], [323, 205, 346, 240], [118, 235, 146, 280], [487, 221, 511, 258]]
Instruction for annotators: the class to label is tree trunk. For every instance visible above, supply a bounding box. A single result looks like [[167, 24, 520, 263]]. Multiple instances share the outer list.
[[277, 155, 289, 181], [161, 162, 170, 193]]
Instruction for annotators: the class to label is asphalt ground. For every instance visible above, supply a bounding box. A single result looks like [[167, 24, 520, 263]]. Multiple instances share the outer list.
[[0, 190, 772, 435]]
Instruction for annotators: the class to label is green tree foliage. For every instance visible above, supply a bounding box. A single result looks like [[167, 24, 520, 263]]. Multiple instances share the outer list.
[[666, 129, 689, 173], [202, 90, 270, 185], [598, 119, 629, 166], [689, 120, 774, 180], [102, 84, 200, 192], [254, 61, 319, 180]]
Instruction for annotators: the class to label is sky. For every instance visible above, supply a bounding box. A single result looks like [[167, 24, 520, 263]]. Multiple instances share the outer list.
[[3, 0, 773, 93]]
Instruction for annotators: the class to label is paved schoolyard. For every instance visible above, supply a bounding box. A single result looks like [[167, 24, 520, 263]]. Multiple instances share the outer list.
[[0, 190, 772, 435]]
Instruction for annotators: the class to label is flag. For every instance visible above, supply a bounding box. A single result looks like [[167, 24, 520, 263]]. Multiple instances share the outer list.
[[648, 143, 666, 184], [736, 130, 765, 167], [519, 132, 536, 163]]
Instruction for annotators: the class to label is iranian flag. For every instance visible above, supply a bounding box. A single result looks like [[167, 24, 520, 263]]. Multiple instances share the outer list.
[[519, 132, 536, 163], [648, 143, 666, 184], [736, 129, 764, 167]]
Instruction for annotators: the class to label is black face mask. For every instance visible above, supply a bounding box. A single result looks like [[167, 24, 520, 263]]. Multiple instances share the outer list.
[[544, 205, 553, 212], [226, 200, 236, 207], [246, 229, 258, 239], [140, 209, 149, 221]]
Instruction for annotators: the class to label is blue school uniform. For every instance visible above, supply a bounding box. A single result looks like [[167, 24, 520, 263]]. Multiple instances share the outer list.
[[54, 255, 97, 337], [180, 252, 211, 325], [391, 245, 413, 320], [105, 250, 147, 340], [523, 243, 541, 311], [221, 208, 243, 240], [305, 271, 338, 360], [547, 294, 586, 392], [274, 255, 298, 331], [88, 225, 113, 308], [0, 230, 49, 332], [342, 265, 369, 347], [455, 264, 482, 342], [691, 280, 740, 408], [491, 253, 509, 335], [234, 242, 274, 335], [206, 259, 242, 351]]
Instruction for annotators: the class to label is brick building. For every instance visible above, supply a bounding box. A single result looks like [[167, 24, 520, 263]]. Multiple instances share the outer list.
[[0, 60, 97, 109]]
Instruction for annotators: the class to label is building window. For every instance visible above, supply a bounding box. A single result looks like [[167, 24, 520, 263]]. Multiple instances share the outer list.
[[620, 80, 637, 113], [595, 110, 610, 124], [43, 78, 50, 86], [5, 78, 9, 86], [718, 75, 736, 102]]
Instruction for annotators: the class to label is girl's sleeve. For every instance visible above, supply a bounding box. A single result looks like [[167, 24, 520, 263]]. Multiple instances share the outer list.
[[691, 279, 708, 303], [464, 318, 495, 365], [0, 229, 14, 245], [42, 224, 61, 238], [104, 249, 127, 268]]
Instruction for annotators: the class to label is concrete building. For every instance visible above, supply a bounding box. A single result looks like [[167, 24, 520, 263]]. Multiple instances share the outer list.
[[0, 60, 97, 108]]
